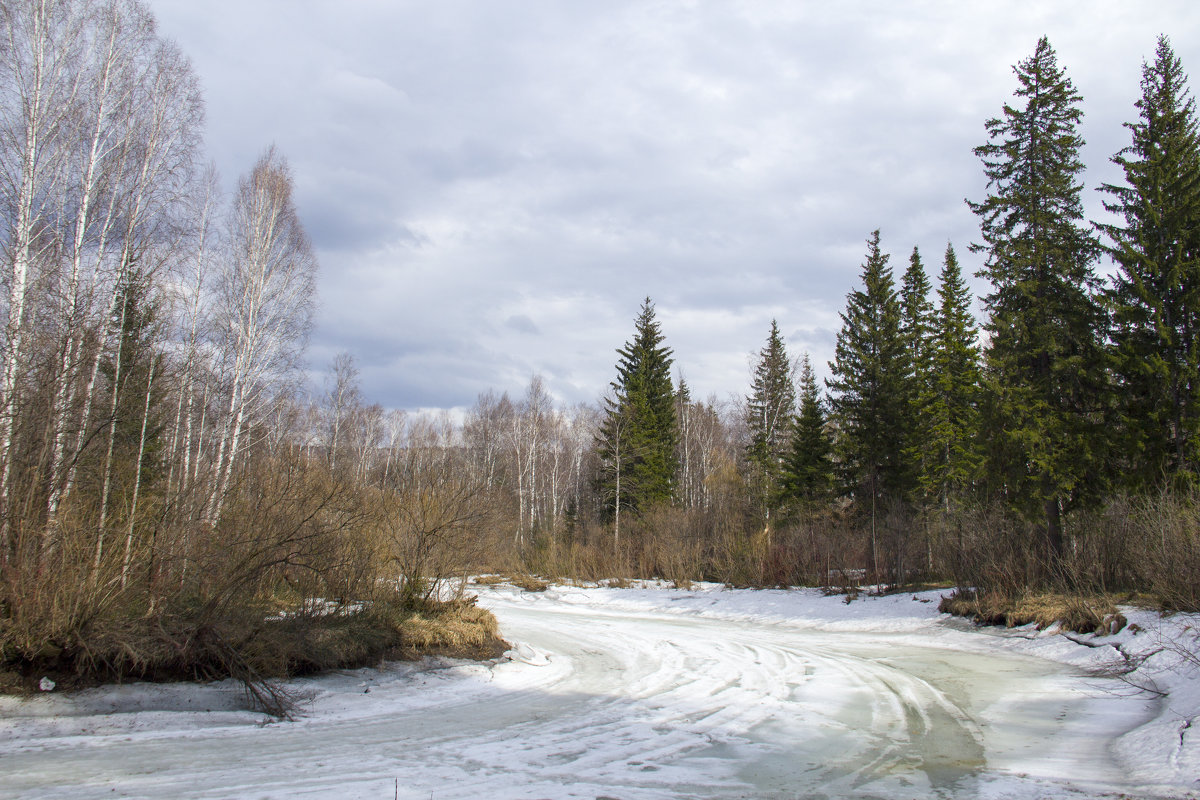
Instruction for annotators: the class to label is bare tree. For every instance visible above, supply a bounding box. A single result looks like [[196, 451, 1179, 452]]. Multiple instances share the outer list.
[[323, 351, 360, 472], [162, 164, 220, 516], [464, 389, 512, 490], [209, 147, 316, 522], [0, 0, 88, 538]]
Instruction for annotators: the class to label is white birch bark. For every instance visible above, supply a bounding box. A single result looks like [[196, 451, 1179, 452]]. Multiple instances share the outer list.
[[208, 147, 315, 523]]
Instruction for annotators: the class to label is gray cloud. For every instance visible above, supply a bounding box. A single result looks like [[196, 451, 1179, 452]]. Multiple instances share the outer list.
[[153, 0, 1200, 410]]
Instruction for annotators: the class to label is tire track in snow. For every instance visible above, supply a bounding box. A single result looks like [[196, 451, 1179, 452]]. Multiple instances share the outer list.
[[0, 587, 1162, 799]]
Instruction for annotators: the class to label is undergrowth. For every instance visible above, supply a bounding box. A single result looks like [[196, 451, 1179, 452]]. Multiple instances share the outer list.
[[0, 594, 507, 717]]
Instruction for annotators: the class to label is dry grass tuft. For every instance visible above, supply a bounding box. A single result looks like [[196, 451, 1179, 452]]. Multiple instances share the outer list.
[[940, 590, 1127, 635], [508, 575, 549, 593], [396, 599, 506, 660]]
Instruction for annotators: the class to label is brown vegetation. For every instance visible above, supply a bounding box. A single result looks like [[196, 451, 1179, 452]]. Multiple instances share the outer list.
[[939, 590, 1127, 635]]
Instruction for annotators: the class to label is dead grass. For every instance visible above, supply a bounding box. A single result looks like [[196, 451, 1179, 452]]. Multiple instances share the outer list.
[[0, 594, 507, 715], [508, 575, 549, 592], [395, 600, 507, 660], [469, 573, 549, 592], [940, 590, 1127, 635]]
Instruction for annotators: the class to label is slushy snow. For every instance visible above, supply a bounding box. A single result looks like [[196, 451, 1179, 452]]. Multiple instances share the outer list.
[[1, 583, 1196, 799]]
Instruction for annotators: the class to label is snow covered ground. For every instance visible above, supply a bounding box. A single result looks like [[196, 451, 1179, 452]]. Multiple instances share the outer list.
[[1, 583, 1197, 799]]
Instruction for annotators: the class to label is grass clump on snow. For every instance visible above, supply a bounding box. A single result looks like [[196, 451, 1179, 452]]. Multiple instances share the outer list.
[[939, 590, 1127, 635], [470, 574, 549, 592]]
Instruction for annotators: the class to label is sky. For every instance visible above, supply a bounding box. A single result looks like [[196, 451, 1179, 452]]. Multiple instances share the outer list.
[[150, 1, 1200, 414]]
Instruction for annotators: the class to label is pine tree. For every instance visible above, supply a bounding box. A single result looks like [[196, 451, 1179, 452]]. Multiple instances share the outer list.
[[745, 320, 796, 522], [597, 298, 678, 528], [968, 37, 1107, 564], [923, 243, 982, 505], [899, 246, 936, 501], [827, 231, 908, 549], [780, 353, 833, 508], [1099, 35, 1200, 489]]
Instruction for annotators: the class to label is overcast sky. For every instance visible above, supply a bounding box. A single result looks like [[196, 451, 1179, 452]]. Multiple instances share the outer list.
[[151, 1, 1200, 414]]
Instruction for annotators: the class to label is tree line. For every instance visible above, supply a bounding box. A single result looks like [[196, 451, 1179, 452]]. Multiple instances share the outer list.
[[4, 3, 1198, 697], [0, 0, 508, 698], [430, 35, 1200, 607]]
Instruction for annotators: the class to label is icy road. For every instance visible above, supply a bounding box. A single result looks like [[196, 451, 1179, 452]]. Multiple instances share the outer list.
[[2, 584, 1196, 799]]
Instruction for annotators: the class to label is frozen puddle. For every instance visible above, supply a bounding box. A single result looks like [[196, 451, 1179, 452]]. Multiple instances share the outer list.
[[0, 585, 1177, 799]]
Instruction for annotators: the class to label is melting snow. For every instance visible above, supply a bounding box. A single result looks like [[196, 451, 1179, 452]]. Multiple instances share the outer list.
[[0, 583, 1196, 799]]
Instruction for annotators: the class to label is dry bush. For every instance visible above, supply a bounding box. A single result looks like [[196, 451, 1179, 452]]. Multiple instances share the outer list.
[[1127, 490, 1200, 611], [772, 510, 869, 589], [628, 505, 710, 584], [3, 448, 402, 711], [1066, 498, 1141, 594], [940, 502, 1049, 594], [374, 460, 495, 607], [190, 456, 377, 617], [537, 520, 627, 580]]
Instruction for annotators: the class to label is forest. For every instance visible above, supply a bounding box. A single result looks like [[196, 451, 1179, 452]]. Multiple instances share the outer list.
[[0, 0, 1197, 702]]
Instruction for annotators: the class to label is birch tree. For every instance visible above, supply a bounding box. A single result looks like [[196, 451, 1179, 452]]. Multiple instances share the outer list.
[[0, 0, 88, 535], [210, 147, 316, 521]]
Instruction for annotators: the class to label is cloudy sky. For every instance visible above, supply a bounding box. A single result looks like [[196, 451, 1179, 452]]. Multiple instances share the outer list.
[[151, 1, 1199, 413]]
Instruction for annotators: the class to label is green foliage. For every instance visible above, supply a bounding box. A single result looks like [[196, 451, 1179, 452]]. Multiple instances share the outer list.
[[899, 246, 936, 501], [745, 320, 796, 519], [827, 230, 909, 506], [597, 298, 679, 517], [923, 243, 982, 503], [968, 37, 1108, 559], [1100, 35, 1200, 490], [780, 353, 833, 507]]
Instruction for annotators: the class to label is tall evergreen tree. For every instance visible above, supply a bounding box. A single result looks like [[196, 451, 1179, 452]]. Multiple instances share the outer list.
[[745, 320, 796, 522], [968, 37, 1107, 564], [923, 243, 982, 505], [780, 353, 833, 508], [1099, 35, 1200, 489], [827, 231, 908, 543], [597, 298, 678, 525], [899, 246, 936, 501]]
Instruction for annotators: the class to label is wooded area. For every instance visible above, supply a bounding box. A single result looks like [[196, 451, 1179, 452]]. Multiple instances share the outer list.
[[1, 1, 1196, 700]]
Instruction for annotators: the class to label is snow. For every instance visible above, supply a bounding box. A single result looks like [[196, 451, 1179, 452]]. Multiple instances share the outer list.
[[0, 583, 1196, 799]]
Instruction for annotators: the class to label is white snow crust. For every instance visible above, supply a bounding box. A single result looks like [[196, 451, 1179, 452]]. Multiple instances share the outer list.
[[1, 583, 1197, 799]]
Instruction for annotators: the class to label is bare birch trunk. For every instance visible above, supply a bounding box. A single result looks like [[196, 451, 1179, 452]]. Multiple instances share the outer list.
[[121, 358, 155, 588]]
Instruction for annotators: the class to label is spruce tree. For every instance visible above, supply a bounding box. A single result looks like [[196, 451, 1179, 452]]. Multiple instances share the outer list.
[[98, 269, 167, 493], [827, 231, 908, 520], [923, 243, 982, 505], [780, 353, 833, 508], [597, 298, 678, 523], [745, 320, 796, 522], [899, 246, 936, 501], [1099, 35, 1200, 489], [968, 37, 1107, 564]]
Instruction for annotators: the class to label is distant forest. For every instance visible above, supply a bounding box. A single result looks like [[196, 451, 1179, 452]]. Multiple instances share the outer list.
[[0, 1, 1196, 694]]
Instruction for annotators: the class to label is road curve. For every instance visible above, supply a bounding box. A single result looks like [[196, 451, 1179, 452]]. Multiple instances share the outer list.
[[0, 586, 1162, 799]]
